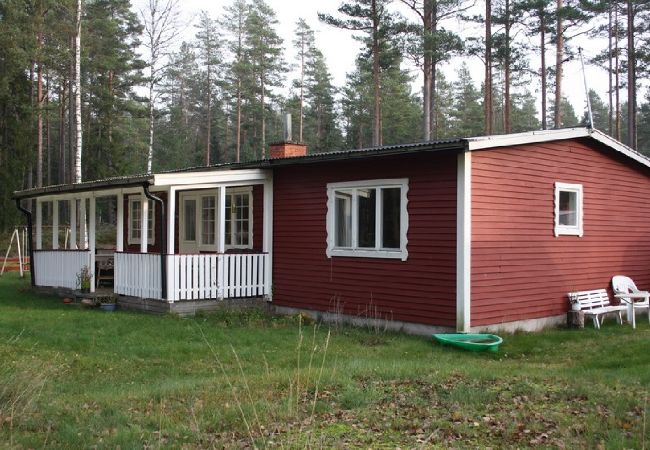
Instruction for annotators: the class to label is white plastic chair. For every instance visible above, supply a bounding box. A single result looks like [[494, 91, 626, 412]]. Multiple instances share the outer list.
[[611, 275, 650, 329]]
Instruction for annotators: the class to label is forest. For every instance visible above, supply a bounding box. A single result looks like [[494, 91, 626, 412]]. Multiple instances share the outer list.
[[1, 0, 650, 231]]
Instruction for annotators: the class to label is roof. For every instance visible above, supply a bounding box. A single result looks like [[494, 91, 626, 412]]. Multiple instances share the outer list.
[[13, 127, 650, 199]]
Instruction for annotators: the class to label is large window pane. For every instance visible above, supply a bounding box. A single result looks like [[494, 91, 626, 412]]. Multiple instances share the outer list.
[[184, 199, 196, 241], [357, 188, 376, 248], [382, 188, 401, 249], [335, 192, 352, 247], [201, 196, 216, 245], [130, 200, 141, 240], [559, 190, 577, 226]]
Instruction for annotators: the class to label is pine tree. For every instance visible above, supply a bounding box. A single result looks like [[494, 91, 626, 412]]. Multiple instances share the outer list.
[[450, 63, 484, 137], [221, 0, 250, 162], [320, 0, 395, 146], [245, 0, 286, 158], [195, 10, 221, 165]]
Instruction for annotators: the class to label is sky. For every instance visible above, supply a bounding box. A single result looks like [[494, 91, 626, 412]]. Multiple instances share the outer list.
[[131, 0, 618, 126]]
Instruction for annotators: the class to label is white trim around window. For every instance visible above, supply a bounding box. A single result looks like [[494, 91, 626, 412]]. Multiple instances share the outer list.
[[127, 196, 155, 245], [225, 186, 254, 250], [554, 182, 583, 237], [326, 178, 409, 260]]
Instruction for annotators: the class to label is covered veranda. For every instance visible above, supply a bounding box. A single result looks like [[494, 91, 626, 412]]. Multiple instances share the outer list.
[[14, 168, 273, 305]]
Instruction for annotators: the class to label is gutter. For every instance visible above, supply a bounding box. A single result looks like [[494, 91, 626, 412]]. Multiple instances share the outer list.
[[15, 199, 35, 287], [142, 184, 167, 301]]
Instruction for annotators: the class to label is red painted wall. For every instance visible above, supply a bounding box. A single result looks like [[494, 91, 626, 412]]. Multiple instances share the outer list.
[[471, 138, 650, 326], [272, 152, 458, 326]]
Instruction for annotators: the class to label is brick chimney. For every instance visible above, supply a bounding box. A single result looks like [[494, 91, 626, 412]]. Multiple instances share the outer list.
[[270, 142, 307, 158], [269, 113, 307, 158]]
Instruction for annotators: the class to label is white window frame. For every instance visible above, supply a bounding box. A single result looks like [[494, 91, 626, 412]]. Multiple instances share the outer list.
[[179, 189, 218, 252], [225, 187, 254, 250], [127, 196, 155, 245], [554, 182, 583, 237], [326, 178, 409, 260]]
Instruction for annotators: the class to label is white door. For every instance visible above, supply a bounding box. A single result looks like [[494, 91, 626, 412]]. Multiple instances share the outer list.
[[179, 190, 219, 254]]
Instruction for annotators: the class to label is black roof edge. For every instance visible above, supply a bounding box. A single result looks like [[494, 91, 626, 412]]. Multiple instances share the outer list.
[[13, 175, 153, 200], [237, 139, 467, 169]]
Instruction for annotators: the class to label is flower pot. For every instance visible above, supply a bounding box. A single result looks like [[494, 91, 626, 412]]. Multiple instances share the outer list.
[[571, 302, 582, 311], [100, 303, 117, 312]]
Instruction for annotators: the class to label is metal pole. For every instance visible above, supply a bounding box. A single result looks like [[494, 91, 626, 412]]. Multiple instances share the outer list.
[[579, 47, 594, 128]]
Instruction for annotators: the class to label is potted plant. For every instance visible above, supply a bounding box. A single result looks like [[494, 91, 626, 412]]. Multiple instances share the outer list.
[[99, 296, 117, 312], [76, 266, 93, 293]]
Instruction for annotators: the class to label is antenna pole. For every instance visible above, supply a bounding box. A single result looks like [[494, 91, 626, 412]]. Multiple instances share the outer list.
[[579, 47, 594, 128]]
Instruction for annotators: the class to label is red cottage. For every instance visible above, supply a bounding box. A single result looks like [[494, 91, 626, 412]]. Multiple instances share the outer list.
[[14, 128, 650, 332]]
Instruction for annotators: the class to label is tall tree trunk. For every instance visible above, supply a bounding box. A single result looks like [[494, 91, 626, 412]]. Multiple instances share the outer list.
[[615, 5, 620, 140], [554, 0, 563, 128], [46, 72, 51, 186], [36, 37, 44, 188], [540, 8, 547, 130], [484, 0, 493, 135], [205, 64, 212, 165], [430, 12, 438, 139], [607, 2, 613, 135], [59, 85, 66, 184], [74, 0, 82, 183], [236, 80, 241, 162], [261, 75, 266, 158], [626, 0, 635, 149], [422, 0, 432, 141], [68, 37, 74, 184], [504, 0, 511, 134], [147, 79, 154, 173], [299, 34, 305, 142], [371, 0, 382, 146]]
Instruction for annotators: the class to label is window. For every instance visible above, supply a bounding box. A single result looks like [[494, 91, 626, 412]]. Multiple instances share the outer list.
[[326, 179, 409, 260], [225, 188, 253, 249], [554, 182, 583, 237], [201, 196, 216, 246], [128, 197, 155, 245]]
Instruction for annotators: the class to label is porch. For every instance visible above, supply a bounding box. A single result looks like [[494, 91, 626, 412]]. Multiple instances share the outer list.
[[26, 168, 273, 307]]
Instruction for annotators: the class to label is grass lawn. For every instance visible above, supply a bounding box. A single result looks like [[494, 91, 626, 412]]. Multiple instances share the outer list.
[[0, 272, 648, 448]]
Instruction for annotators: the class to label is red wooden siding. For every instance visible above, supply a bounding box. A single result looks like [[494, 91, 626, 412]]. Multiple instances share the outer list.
[[272, 152, 457, 326], [471, 138, 650, 326], [252, 184, 263, 252]]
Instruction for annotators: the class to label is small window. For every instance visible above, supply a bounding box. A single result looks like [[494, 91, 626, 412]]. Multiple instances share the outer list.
[[225, 188, 253, 249], [326, 179, 409, 260], [554, 182, 583, 236], [201, 196, 216, 246], [128, 197, 155, 245]]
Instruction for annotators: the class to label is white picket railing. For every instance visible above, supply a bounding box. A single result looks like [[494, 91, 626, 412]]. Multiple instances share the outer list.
[[33, 250, 90, 289], [114, 252, 162, 299], [112, 252, 270, 302], [167, 253, 270, 301]]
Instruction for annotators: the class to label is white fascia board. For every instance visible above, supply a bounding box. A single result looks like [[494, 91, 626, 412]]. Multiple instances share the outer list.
[[466, 127, 650, 171], [466, 128, 590, 150], [153, 169, 270, 186], [589, 129, 650, 170]]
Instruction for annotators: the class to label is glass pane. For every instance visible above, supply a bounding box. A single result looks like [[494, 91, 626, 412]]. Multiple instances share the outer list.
[[147, 200, 154, 238], [184, 199, 196, 241], [382, 188, 401, 249], [357, 188, 376, 248], [225, 195, 231, 246], [335, 192, 352, 247], [201, 196, 215, 245], [131, 200, 141, 239], [559, 190, 577, 226]]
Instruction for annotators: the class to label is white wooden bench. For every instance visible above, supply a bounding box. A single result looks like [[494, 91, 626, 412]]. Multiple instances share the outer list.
[[568, 289, 626, 330]]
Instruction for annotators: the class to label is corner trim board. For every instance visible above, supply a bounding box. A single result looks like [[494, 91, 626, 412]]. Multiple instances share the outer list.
[[456, 151, 471, 332]]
